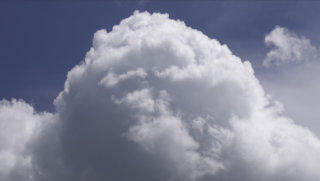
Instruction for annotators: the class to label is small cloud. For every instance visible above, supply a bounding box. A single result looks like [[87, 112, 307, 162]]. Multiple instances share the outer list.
[[263, 26, 317, 67]]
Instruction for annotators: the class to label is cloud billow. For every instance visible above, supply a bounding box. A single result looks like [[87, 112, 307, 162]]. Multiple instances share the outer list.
[[1, 11, 320, 181]]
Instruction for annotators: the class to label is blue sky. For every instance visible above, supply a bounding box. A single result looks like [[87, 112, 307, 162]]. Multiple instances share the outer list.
[[2, 1, 320, 111]]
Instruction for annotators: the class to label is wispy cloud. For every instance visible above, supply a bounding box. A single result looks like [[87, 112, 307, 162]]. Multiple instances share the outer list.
[[263, 26, 318, 67]]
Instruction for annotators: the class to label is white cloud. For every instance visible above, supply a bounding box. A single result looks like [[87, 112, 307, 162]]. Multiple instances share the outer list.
[[48, 11, 320, 180], [0, 99, 52, 181], [263, 26, 317, 67], [99, 68, 147, 88], [260, 26, 320, 138], [2, 11, 320, 181]]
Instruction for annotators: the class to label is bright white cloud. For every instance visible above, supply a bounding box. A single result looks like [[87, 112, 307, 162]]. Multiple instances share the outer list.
[[2, 11, 320, 181], [263, 26, 317, 67], [0, 99, 52, 181]]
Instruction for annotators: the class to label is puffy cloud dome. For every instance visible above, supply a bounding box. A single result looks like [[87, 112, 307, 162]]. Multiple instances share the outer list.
[[2, 11, 320, 181]]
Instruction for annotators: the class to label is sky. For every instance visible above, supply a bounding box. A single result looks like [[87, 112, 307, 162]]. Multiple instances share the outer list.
[[1, 1, 320, 181]]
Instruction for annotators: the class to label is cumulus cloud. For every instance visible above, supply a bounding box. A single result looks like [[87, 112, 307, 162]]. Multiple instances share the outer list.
[[263, 26, 318, 67], [1, 11, 320, 181], [0, 99, 52, 181]]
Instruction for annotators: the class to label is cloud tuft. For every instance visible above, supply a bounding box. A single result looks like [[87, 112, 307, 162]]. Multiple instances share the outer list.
[[263, 26, 317, 67]]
